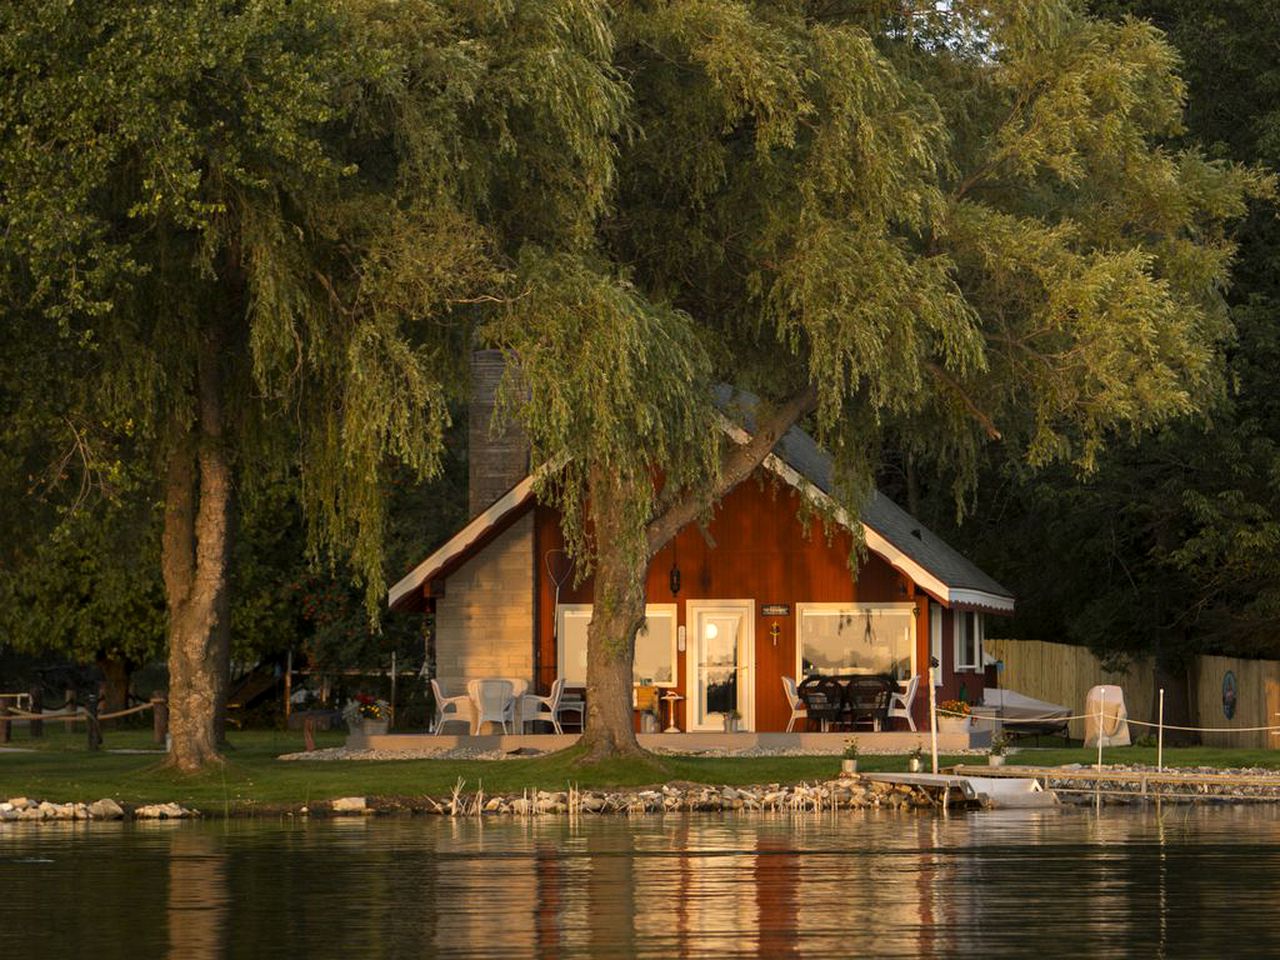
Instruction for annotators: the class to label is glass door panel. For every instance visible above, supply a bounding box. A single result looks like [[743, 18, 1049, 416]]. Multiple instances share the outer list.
[[688, 601, 754, 731]]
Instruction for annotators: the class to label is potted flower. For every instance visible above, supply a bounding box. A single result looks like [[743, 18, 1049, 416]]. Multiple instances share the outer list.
[[988, 732, 1009, 767], [908, 741, 924, 773], [344, 694, 391, 737], [841, 737, 859, 775], [937, 699, 971, 736], [723, 709, 742, 733]]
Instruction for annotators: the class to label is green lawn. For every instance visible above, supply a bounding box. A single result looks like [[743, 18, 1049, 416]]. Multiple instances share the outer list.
[[2, 727, 1278, 812]]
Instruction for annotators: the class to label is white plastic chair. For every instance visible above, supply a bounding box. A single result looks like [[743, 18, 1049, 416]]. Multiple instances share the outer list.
[[521, 677, 565, 734], [782, 676, 808, 733], [430, 678, 472, 735], [887, 674, 920, 732], [471, 679, 515, 734]]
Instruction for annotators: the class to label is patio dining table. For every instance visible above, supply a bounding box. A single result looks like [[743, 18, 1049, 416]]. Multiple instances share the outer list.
[[464, 677, 529, 734], [797, 675, 899, 731]]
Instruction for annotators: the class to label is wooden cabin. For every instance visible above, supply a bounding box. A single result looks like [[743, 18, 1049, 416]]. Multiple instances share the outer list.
[[389, 358, 1013, 733]]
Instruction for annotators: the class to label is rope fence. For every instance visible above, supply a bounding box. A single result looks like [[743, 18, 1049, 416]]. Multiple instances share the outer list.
[[936, 707, 1280, 734], [0, 696, 168, 751], [2, 700, 159, 722]]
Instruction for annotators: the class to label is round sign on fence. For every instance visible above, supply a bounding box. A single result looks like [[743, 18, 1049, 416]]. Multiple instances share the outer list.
[[1222, 670, 1238, 720]]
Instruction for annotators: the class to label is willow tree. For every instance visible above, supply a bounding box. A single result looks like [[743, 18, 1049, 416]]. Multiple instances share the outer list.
[[0, 0, 625, 770], [487, 0, 1269, 760]]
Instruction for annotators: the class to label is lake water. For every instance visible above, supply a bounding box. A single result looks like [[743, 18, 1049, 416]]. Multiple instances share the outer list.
[[3, 806, 1280, 958]]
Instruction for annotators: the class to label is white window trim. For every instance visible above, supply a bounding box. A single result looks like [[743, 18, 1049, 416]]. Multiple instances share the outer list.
[[953, 611, 984, 672], [637, 603, 678, 688], [794, 602, 917, 681], [556, 603, 593, 687], [929, 601, 943, 686], [555, 602, 679, 688]]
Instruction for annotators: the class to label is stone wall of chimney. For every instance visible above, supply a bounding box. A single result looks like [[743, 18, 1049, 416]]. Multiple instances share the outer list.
[[469, 349, 529, 517]]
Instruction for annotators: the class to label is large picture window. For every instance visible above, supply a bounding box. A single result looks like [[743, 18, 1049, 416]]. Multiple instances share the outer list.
[[955, 611, 983, 671], [556, 604, 678, 688], [795, 603, 916, 680]]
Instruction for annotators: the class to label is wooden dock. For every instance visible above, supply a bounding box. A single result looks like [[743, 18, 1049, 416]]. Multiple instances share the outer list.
[[951, 764, 1280, 802], [863, 773, 1059, 809]]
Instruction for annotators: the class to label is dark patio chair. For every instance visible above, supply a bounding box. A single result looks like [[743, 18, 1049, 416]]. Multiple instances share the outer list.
[[797, 677, 842, 731], [846, 676, 894, 731]]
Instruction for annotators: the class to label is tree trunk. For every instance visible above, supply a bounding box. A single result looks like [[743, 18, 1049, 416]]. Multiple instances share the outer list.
[[162, 332, 233, 773], [1154, 633, 1199, 747], [578, 469, 648, 762], [97, 655, 131, 719], [212, 492, 234, 746], [577, 385, 820, 762]]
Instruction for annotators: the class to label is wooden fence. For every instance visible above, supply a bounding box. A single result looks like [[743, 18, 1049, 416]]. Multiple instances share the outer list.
[[987, 639, 1280, 748], [1192, 654, 1280, 749], [985, 639, 1155, 742]]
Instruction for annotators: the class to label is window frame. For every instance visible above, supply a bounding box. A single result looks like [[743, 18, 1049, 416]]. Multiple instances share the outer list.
[[555, 602, 679, 688], [954, 610, 984, 672], [794, 602, 917, 681]]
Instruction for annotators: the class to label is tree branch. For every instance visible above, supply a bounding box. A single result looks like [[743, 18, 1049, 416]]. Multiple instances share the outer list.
[[644, 382, 819, 558], [925, 361, 1002, 440]]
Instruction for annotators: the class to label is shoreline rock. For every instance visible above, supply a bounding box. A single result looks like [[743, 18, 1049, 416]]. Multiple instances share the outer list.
[[9, 762, 1280, 823], [1, 797, 196, 823]]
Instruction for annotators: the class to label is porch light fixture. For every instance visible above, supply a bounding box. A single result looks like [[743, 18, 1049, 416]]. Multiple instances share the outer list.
[[669, 539, 681, 596]]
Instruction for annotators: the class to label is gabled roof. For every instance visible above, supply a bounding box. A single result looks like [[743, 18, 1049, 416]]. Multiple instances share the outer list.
[[715, 386, 1013, 613], [388, 391, 1015, 613]]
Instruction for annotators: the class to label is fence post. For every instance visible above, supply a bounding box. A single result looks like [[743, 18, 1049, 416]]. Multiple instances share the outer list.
[[0, 699, 10, 744], [64, 688, 76, 734], [1095, 692, 1105, 772], [1094, 691, 1105, 812], [28, 685, 43, 739], [1157, 688, 1165, 773], [153, 691, 169, 745], [86, 693, 101, 751], [928, 656, 939, 775], [390, 651, 397, 731]]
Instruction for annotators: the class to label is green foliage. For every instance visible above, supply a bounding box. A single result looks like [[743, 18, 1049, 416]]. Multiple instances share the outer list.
[[1, 1, 1267, 701], [0, 501, 166, 668], [491, 0, 1265, 588], [914, 1, 1280, 665], [0, 0, 625, 621]]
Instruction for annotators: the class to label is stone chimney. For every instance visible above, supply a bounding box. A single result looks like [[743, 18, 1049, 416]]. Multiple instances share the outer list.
[[469, 349, 529, 517]]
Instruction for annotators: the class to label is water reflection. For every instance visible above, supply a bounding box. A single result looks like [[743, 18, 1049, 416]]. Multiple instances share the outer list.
[[166, 827, 227, 960], [4, 807, 1280, 958]]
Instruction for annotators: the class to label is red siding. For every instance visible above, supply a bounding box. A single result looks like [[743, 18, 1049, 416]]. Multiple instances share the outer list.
[[534, 469, 949, 731]]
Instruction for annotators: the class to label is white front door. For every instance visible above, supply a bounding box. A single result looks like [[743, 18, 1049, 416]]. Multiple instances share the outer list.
[[686, 600, 755, 731]]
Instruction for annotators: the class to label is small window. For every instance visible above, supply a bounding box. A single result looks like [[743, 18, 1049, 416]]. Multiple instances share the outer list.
[[556, 603, 678, 688], [954, 611, 983, 671]]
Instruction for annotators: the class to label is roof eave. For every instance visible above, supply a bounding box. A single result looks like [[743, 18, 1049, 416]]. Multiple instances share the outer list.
[[387, 474, 538, 611]]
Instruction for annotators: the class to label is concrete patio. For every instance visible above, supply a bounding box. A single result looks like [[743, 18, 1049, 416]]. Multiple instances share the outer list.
[[347, 729, 991, 754]]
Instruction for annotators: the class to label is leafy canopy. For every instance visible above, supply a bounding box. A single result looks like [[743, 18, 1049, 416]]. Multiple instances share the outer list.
[[489, 0, 1267, 574]]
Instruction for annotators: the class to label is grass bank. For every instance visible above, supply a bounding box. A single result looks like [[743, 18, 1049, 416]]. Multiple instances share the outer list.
[[2, 728, 1278, 813]]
